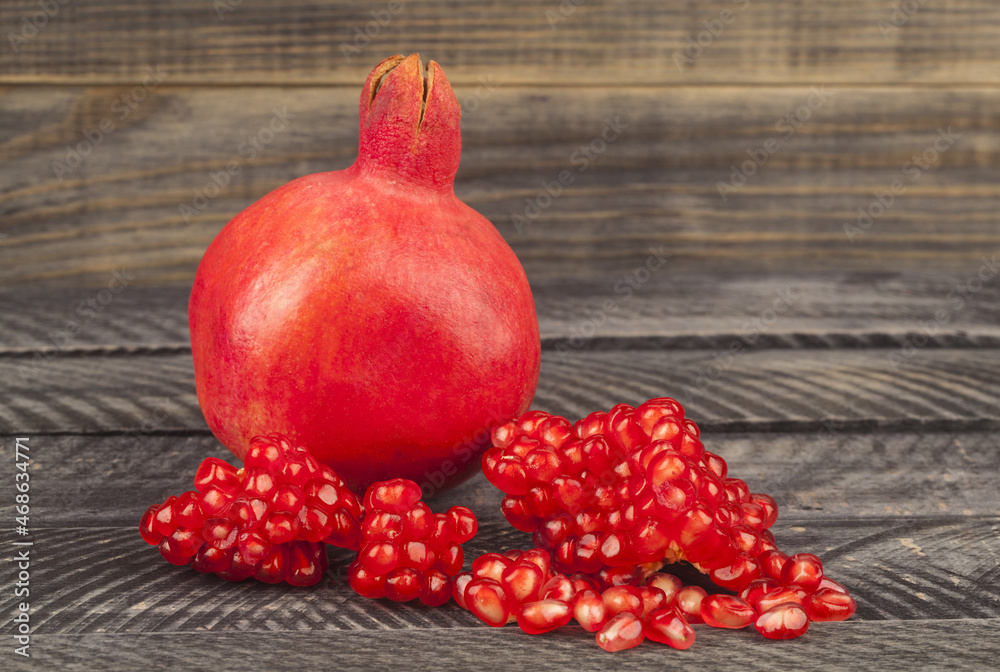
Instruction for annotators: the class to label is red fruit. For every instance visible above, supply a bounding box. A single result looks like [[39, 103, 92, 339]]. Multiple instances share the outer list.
[[782, 553, 825, 591], [700, 594, 755, 629], [139, 434, 355, 586], [189, 54, 540, 495], [517, 599, 573, 635], [644, 606, 696, 650], [596, 612, 645, 652], [806, 588, 858, 622], [755, 603, 810, 640], [346, 478, 477, 604]]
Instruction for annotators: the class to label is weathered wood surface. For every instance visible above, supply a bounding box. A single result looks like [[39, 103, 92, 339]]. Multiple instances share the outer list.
[[1, 85, 998, 286], [2, 273, 1000, 352], [2, 0, 999, 86], [2, 348, 999, 435], [5, 622, 1000, 672]]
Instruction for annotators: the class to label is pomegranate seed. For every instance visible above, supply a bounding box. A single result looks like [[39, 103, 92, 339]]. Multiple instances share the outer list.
[[473, 553, 513, 582], [782, 553, 824, 591], [364, 478, 421, 513], [817, 576, 850, 594], [602, 585, 644, 618], [644, 606, 696, 650], [466, 578, 511, 627], [710, 553, 762, 592], [806, 588, 858, 622], [758, 549, 789, 580], [756, 586, 809, 613], [420, 570, 453, 607], [638, 586, 667, 618], [749, 493, 778, 528], [739, 577, 782, 609], [540, 575, 576, 602], [516, 599, 573, 635], [673, 585, 707, 624], [700, 594, 755, 629], [646, 572, 683, 603], [501, 562, 545, 605], [385, 567, 424, 602], [572, 589, 609, 632], [596, 612, 645, 652], [348, 562, 387, 599], [453, 572, 473, 609], [755, 603, 810, 640]]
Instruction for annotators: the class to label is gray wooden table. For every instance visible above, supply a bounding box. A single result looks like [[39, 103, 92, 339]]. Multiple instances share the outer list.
[[1, 1, 999, 669]]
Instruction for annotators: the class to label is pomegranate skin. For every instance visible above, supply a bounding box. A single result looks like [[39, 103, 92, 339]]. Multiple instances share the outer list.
[[189, 54, 540, 495]]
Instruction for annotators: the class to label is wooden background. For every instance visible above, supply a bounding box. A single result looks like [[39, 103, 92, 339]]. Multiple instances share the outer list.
[[0, 1, 998, 669]]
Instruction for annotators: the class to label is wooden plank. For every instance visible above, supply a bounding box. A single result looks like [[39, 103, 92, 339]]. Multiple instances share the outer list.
[[1, 1, 999, 85], [3, 349, 999, 434], [2, 85, 999, 286], [6, 622, 1000, 672], [0, 515, 996, 633], [3, 431, 998, 527], [3, 272, 999, 352]]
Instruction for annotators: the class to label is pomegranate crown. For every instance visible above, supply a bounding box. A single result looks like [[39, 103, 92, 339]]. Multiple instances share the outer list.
[[356, 54, 462, 191]]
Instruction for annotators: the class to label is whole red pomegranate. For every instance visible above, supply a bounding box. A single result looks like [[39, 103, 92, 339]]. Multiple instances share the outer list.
[[189, 54, 540, 496]]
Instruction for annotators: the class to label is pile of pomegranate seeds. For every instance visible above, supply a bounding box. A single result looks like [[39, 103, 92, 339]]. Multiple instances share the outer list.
[[347, 478, 478, 605], [140, 398, 856, 649], [139, 434, 363, 586]]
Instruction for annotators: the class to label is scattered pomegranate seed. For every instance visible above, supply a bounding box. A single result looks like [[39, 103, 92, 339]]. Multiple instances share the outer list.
[[806, 588, 858, 622], [644, 606, 696, 650], [781, 553, 825, 591], [673, 585, 708, 624], [465, 577, 512, 627], [572, 589, 609, 632], [700, 594, 756, 629], [754, 603, 810, 640], [602, 585, 644, 618], [646, 572, 683, 603], [517, 599, 573, 635], [596, 612, 645, 652], [756, 586, 809, 613], [739, 577, 782, 609]]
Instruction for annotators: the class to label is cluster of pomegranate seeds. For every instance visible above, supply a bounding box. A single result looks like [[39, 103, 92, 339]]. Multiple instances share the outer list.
[[347, 478, 478, 606], [139, 398, 857, 650], [139, 434, 363, 586], [478, 400, 857, 643]]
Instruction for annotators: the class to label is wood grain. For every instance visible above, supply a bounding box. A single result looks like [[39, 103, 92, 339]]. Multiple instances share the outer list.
[[3, 272, 999, 353], [6, 348, 999, 435], [7, 622, 1000, 672], [1, 1, 999, 86], [1, 85, 998, 286]]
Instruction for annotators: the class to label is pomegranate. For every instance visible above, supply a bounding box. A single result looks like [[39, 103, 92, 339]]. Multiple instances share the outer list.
[[189, 54, 540, 494]]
